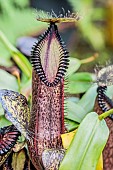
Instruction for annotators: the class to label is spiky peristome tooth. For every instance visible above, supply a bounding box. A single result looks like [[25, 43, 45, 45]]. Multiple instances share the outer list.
[[31, 23, 69, 87]]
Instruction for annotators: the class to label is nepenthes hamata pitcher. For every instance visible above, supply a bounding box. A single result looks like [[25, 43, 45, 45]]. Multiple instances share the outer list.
[[0, 11, 79, 169]]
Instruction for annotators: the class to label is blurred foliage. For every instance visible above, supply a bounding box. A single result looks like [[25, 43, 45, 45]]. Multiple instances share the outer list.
[[0, 0, 46, 66], [67, 0, 113, 72], [68, 0, 105, 50]]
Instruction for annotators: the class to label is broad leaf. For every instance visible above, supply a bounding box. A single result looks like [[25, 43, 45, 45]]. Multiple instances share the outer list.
[[66, 58, 81, 76], [0, 69, 19, 116], [68, 72, 93, 82], [67, 72, 94, 94], [78, 85, 97, 113], [0, 115, 11, 128], [0, 69, 18, 91], [61, 129, 103, 170], [68, 81, 91, 94], [59, 112, 109, 170], [65, 100, 86, 123], [65, 119, 79, 131]]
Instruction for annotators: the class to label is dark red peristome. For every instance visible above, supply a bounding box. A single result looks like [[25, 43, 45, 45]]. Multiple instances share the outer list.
[[31, 23, 69, 87]]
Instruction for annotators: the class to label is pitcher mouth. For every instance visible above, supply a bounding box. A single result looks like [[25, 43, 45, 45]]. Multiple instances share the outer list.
[[31, 23, 69, 87]]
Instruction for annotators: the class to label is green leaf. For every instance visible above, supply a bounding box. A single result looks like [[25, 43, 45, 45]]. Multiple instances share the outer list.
[[68, 72, 94, 94], [65, 100, 86, 123], [106, 85, 113, 98], [66, 58, 81, 76], [65, 119, 79, 131], [0, 45, 12, 66], [68, 72, 93, 82], [0, 69, 19, 116], [78, 85, 97, 113], [0, 115, 12, 128], [13, 0, 29, 8], [65, 97, 79, 103], [0, 69, 18, 91], [0, 31, 32, 78], [68, 81, 91, 94], [12, 51, 32, 78], [59, 112, 109, 170]]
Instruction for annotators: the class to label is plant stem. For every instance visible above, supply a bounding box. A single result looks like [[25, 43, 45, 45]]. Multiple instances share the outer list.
[[0, 30, 32, 78], [81, 53, 99, 64], [99, 109, 113, 120]]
